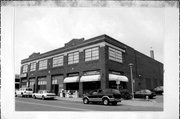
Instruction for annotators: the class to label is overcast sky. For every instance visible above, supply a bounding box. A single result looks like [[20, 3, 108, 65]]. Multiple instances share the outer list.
[[13, 7, 168, 74]]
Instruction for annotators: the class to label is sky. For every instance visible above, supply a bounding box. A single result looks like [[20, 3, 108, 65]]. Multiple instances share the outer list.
[[14, 7, 166, 74]]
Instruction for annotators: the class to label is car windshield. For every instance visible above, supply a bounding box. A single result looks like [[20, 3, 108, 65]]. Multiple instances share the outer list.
[[43, 90, 51, 93]]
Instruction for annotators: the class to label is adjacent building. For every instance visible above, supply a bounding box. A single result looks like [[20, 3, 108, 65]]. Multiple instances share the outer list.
[[15, 74, 20, 89], [19, 34, 163, 97]]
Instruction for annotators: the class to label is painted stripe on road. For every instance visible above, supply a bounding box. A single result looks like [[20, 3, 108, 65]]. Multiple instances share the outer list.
[[16, 100, 91, 111]]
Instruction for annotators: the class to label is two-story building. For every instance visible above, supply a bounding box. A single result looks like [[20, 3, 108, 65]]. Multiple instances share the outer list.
[[19, 34, 163, 96]]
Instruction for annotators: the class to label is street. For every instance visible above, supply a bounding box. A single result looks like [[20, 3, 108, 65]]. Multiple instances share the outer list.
[[15, 96, 163, 111]]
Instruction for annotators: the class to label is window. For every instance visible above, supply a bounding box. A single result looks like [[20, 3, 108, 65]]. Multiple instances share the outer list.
[[68, 52, 79, 64], [30, 62, 36, 71], [53, 55, 63, 67], [83, 70, 100, 76], [38, 80, 47, 85], [52, 79, 57, 84], [22, 65, 28, 73], [85, 47, 99, 61], [109, 47, 123, 63], [39, 60, 47, 70]]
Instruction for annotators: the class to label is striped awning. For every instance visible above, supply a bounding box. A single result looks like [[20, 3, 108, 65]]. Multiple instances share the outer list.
[[109, 74, 128, 82], [63, 76, 79, 83], [80, 75, 100, 82]]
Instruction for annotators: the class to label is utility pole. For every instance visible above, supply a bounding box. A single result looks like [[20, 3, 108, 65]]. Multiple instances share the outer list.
[[129, 63, 134, 100]]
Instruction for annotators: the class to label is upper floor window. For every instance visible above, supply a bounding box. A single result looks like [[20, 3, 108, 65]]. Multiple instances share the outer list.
[[30, 62, 36, 71], [68, 52, 79, 64], [85, 47, 99, 61], [109, 47, 123, 63], [22, 65, 28, 73], [53, 55, 63, 67], [39, 60, 47, 70]]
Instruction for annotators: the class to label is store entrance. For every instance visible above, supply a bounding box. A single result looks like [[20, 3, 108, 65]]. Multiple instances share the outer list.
[[66, 83, 79, 90], [83, 81, 100, 94], [52, 84, 59, 95], [109, 81, 127, 89]]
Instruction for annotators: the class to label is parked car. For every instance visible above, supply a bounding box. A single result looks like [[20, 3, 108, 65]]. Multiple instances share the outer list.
[[134, 89, 156, 99], [15, 87, 33, 97], [153, 86, 163, 95], [82, 89, 122, 105], [119, 89, 132, 100], [32, 90, 56, 100]]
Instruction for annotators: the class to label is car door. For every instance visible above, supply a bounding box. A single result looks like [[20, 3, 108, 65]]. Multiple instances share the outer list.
[[36, 91, 42, 98], [97, 90, 104, 102], [89, 90, 99, 102]]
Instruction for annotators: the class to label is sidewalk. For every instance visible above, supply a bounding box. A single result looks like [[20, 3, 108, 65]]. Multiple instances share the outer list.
[[55, 96, 163, 108], [55, 96, 82, 102]]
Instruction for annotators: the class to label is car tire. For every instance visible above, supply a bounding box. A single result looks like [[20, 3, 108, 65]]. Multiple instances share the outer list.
[[42, 96, 45, 100], [21, 93, 24, 98], [83, 98, 89, 104], [112, 102, 117, 105], [103, 98, 109, 105]]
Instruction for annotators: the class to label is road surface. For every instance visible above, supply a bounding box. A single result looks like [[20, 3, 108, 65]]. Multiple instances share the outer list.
[[15, 97, 163, 111]]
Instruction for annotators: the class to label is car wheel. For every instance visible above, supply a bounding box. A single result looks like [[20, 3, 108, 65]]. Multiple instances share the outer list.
[[83, 98, 89, 104], [42, 96, 45, 100], [21, 93, 24, 98], [103, 98, 109, 105], [112, 102, 117, 105]]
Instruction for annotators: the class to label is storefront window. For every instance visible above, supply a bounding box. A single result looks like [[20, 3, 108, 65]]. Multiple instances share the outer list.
[[37, 77, 47, 91], [83, 70, 100, 76]]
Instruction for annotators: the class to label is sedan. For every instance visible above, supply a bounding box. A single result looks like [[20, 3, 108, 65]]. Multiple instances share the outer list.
[[134, 89, 156, 99], [153, 86, 163, 95], [32, 90, 56, 100]]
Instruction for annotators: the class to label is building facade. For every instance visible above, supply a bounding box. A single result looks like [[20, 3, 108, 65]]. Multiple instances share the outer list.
[[19, 34, 163, 96], [15, 74, 20, 89]]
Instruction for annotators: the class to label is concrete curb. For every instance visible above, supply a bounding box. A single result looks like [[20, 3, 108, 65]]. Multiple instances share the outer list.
[[55, 97, 82, 103], [55, 97, 163, 108]]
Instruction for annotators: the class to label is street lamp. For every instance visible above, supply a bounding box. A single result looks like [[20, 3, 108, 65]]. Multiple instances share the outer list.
[[129, 63, 134, 100]]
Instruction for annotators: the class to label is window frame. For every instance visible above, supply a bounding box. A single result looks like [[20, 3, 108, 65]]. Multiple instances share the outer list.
[[68, 51, 79, 65], [30, 62, 36, 71], [22, 64, 28, 73], [85, 46, 99, 62], [52, 55, 64, 67], [38, 59, 48, 70], [108, 47, 123, 63]]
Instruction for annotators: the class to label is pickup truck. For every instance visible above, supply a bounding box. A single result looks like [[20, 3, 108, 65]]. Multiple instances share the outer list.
[[15, 87, 33, 97], [82, 89, 122, 105]]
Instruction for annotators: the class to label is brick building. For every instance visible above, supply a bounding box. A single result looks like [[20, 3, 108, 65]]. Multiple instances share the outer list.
[[19, 34, 163, 96], [15, 74, 20, 89]]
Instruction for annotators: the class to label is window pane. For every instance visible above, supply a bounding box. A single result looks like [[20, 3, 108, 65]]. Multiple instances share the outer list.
[[85, 47, 99, 61], [109, 47, 123, 63], [68, 52, 79, 64]]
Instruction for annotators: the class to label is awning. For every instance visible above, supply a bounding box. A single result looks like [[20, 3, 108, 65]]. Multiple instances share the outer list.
[[109, 74, 128, 82], [63, 76, 79, 83], [80, 75, 100, 82]]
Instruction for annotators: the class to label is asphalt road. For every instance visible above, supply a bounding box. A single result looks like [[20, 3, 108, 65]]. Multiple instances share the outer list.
[[15, 97, 163, 111]]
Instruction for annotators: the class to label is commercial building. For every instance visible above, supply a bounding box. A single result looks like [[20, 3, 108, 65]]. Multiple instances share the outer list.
[[15, 74, 20, 89], [19, 34, 163, 97]]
